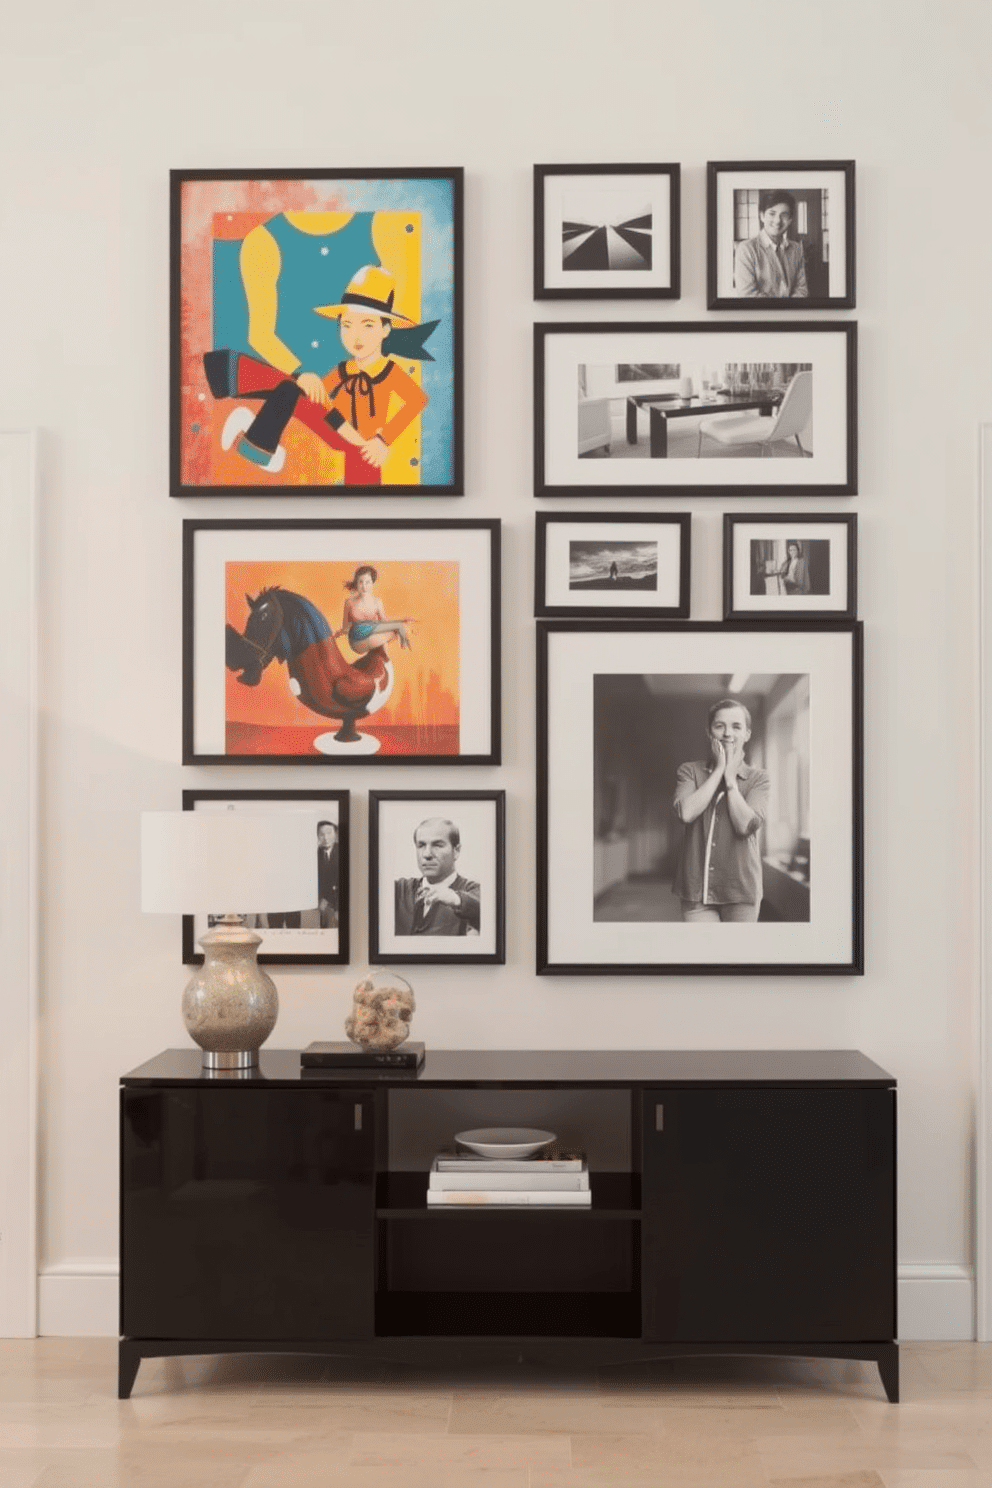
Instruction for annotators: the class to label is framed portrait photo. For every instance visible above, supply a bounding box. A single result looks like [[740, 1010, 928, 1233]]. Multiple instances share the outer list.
[[534, 163, 680, 299], [369, 791, 506, 965], [170, 167, 463, 496], [723, 513, 857, 621], [181, 790, 349, 966], [707, 160, 855, 310], [535, 512, 691, 619], [183, 518, 500, 765], [535, 321, 857, 497], [537, 620, 863, 976]]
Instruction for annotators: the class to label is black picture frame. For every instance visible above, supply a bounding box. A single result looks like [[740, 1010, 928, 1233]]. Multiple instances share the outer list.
[[534, 162, 680, 300], [535, 511, 691, 619], [368, 791, 506, 965], [181, 790, 350, 966], [535, 320, 857, 498], [707, 160, 856, 311], [170, 167, 463, 496], [537, 620, 863, 976], [723, 513, 858, 622], [183, 518, 500, 766]]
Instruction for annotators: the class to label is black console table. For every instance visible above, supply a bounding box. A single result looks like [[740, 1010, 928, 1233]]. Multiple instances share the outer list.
[[119, 1049, 898, 1400]]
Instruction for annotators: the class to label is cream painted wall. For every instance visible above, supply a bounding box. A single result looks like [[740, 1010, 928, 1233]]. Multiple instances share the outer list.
[[0, 0, 989, 1336]]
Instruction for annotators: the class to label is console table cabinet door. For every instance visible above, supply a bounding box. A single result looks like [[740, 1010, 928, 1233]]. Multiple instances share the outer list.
[[121, 1087, 376, 1341], [642, 1086, 895, 1344]]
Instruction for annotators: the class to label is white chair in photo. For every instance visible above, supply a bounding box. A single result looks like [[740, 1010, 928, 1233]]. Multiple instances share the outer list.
[[697, 370, 813, 458]]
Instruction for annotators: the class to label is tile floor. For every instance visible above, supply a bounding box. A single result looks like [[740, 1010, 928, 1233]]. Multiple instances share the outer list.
[[0, 1339, 988, 1487]]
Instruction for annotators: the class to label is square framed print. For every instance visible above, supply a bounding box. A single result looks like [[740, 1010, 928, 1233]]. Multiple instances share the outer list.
[[369, 791, 505, 965], [170, 167, 463, 496], [535, 320, 857, 497], [707, 160, 855, 310], [535, 512, 691, 618], [181, 790, 349, 966], [537, 620, 863, 976], [534, 163, 680, 299], [183, 518, 500, 765], [724, 513, 857, 621]]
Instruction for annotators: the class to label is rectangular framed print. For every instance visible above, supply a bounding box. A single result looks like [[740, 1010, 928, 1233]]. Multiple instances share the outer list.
[[537, 620, 863, 975], [534, 163, 680, 299], [535, 512, 691, 618], [707, 160, 855, 310], [535, 321, 857, 497], [182, 790, 350, 966], [171, 167, 463, 496], [724, 513, 857, 620], [369, 791, 505, 965], [183, 518, 500, 765]]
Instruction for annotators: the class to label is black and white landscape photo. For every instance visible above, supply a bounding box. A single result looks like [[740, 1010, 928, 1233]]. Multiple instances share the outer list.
[[562, 193, 652, 272], [569, 540, 658, 592]]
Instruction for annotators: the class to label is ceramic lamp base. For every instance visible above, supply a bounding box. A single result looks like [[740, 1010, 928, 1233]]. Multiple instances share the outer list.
[[182, 919, 278, 1069]]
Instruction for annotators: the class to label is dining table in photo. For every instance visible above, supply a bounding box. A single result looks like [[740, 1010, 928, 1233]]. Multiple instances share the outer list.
[[625, 387, 784, 458]]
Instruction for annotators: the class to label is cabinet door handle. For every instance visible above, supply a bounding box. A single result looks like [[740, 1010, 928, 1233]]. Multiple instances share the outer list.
[[655, 1103, 664, 1132], [354, 1103, 363, 1131]]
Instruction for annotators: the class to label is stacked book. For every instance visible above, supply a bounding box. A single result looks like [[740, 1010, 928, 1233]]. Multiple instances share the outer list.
[[426, 1144, 590, 1206]]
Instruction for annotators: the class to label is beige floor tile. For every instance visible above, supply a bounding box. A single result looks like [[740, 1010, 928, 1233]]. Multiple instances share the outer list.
[[532, 1470, 767, 1488], [756, 1432, 979, 1476], [767, 1473, 885, 1488], [656, 1405, 861, 1438], [244, 1465, 527, 1488], [0, 1452, 43, 1488], [569, 1430, 767, 1482], [0, 1402, 123, 1450], [879, 1471, 992, 1488], [350, 1430, 572, 1470], [449, 1389, 664, 1436]]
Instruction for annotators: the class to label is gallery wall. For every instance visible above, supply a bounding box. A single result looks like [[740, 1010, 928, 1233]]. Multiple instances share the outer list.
[[1, 0, 989, 1336]]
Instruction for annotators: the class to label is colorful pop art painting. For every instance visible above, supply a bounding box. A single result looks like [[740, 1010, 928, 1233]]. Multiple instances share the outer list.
[[171, 170, 463, 496], [183, 520, 500, 766]]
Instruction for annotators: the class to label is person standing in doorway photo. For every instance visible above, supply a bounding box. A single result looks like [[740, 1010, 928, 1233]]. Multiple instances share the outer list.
[[672, 699, 770, 922]]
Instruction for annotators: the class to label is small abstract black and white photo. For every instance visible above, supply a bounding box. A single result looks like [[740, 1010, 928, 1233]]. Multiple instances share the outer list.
[[535, 164, 678, 299], [569, 539, 658, 593], [562, 193, 652, 272]]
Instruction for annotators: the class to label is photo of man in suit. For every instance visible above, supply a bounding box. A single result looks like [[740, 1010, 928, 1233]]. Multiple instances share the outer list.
[[317, 819, 339, 929], [394, 817, 480, 936]]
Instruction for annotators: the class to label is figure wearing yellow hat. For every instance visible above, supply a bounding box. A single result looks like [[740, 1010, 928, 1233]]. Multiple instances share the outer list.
[[204, 263, 435, 486]]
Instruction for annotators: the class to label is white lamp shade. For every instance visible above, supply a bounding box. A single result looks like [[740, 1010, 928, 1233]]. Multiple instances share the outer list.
[[141, 811, 320, 915]]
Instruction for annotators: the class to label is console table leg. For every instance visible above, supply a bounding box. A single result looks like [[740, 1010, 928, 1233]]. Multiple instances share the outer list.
[[118, 1342, 141, 1400], [626, 399, 638, 445], [877, 1343, 899, 1403]]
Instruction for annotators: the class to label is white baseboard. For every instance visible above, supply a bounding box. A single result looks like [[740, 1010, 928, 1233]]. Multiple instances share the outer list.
[[34, 1261, 977, 1342], [898, 1264, 975, 1340], [38, 1262, 118, 1338]]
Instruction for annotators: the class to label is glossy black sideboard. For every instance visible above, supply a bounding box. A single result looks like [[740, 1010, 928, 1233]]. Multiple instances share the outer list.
[[119, 1049, 897, 1400]]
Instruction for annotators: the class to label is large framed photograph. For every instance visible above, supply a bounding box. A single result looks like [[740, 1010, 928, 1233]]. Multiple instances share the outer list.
[[183, 519, 500, 765], [369, 791, 505, 965], [181, 791, 349, 966], [535, 512, 691, 618], [707, 160, 855, 310], [535, 321, 857, 497], [537, 621, 863, 975], [534, 163, 680, 300], [170, 168, 463, 496], [724, 514, 857, 621]]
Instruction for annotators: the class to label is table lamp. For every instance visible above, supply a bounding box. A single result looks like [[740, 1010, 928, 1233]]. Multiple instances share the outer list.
[[141, 810, 318, 1070]]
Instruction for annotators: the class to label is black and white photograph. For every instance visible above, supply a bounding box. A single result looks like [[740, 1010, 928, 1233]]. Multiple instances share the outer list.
[[534, 164, 680, 299], [724, 513, 857, 620], [369, 790, 505, 964], [182, 790, 350, 966], [707, 161, 855, 310], [535, 322, 856, 496], [537, 621, 862, 974], [535, 512, 690, 618]]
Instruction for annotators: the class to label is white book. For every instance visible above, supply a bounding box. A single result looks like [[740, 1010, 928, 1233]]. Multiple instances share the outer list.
[[429, 1168, 589, 1192], [426, 1188, 592, 1207], [433, 1146, 586, 1173]]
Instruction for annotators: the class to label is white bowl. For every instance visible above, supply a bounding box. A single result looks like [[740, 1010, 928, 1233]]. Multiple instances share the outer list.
[[454, 1127, 556, 1159]]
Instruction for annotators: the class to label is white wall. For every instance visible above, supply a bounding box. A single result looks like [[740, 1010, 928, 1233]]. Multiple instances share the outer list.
[[1, 0, 988, 1338]]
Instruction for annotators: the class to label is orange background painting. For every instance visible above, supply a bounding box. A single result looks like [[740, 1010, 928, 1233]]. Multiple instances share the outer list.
[[224, 560, 459, 738]]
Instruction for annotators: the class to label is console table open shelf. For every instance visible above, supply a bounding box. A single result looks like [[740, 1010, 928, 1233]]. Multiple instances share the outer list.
[[119, 1049, 898, 1400]]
